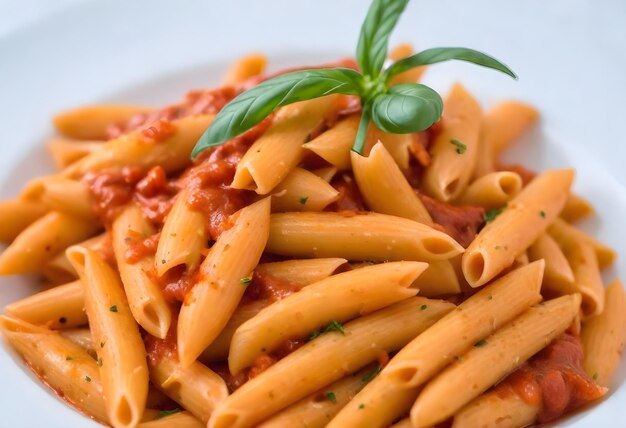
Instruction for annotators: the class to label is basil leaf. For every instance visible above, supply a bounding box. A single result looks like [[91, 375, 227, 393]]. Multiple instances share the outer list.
[[385, 47, 517, 81], [371, 83, 443, 134], [191, 68, 362, 157], [351, 102, 372, 155], [356, 0, 410, 78]]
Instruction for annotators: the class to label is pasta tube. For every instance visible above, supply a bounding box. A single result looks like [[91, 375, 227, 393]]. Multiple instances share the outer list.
[[412, 260, 461, 297], [257, 258, 346, 286], [0, 199, 48, 243], [112, 203, 172, 338], [138, 412, 204, 428], [462, 169, 574, 287], [351, 142, 432, 224], [527, 233, 574, 294], [549, 218, 616, 269], [0, 211, 99, 275], [422, 83, 482, 201], [38, 177, 95, 220], [67, 246, 149, 428], [581, 280, 626, 387], [0, 316, 108, 423], [561, 193, 594, 223], [177, 198, 270, 366], [565, 240, 605, 318], [271, 167, 340, 212], [452, 388, 538, 428], [47, 137, 103, 169], [410, 294, 582, 427], [267, 212, 463, 262], [223, 53, 267, 84], [208, 297, 455, 428], [456, 171, 522, 209], [232, 96, 337, 194], [228, 261, 425, 374], [302, 115, 359, 169], [53, 105, 153, 140], [4, 280, 86, 329]]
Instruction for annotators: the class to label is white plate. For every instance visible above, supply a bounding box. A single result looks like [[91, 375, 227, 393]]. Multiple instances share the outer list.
[[0, 0, 625, 426]]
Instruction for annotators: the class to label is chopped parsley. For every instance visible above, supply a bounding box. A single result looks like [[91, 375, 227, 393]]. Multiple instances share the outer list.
[[100, 341, 105, 348], [420, 304, 428, 311], [474, 339, 488, 347], [539, 210, 546, 218], [299, 196, 309, 205], [593, 372, 599, 380], [309, 320, 346, 340], [325, 392, 337, 403], [156, 409, 181, 419], [109, 305, 118, 313], [161, 259, 166, 264], [358, 404, 365, 410], [240, 276, 253, 285], [450, 139, 467, 154], [484, 206, 505, 223], [84, 376, 91, 382], [362, 366, 382, 384], [65, 356, 77, 361]]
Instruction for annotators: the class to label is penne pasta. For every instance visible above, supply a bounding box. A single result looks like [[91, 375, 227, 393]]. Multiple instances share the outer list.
[[62, 114, 214, 178], [527, 233, 575, 295], [228, 261, 425, 374], [565, 239, 605, 318], [267, 212, 463, 262], [561, 193, 594, 223], [53, 105, 153, 140], [452, 388, 539, 428], [257, 258, 346, 286], [47, 137, 104, 169], [581, 280, 626, 387], [42, 233, 109, 283], [112, 203, 172, 338], [4, 280, 86, 329], [410, 294, 582, 427], [330, 261, 543, 428], [61, 328, 96, 355], [149, 353, 228, 423], [177, 197, 270, 366], [351, 142, 432, 224], [311, 166, 338, 183], [207, 297, 455, 428], [456, 171, 523, 209], [231, 96, 338, 194], [371, 129, 413, 172], [302, 115, 359, 170], [271, 167, 340, 212], [38, 177, 95, 221], [462, 169, 574, 287], [474, 101, 539, 178], [0, 211, 99, 275], [0, 198, 49, 243], [223, 53, 267, 85], [155, 188, 206, 276], [422, 83, 482, 201], [412, 260, 461, 297], [549, 218, 616, 270], [138, 411, 205, 428], [258, 366, 375, 428], [67, 246, 149, 428], [0, 316, 108, 423]]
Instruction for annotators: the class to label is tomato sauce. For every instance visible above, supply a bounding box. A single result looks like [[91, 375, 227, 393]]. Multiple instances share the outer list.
[[144, 321, 178, 367], [418, 194, 485, 248], [497, 334, 606, 424], [327, 174, 367, 212], [124, 232, 160, 263], [243, 269, 305, 303]]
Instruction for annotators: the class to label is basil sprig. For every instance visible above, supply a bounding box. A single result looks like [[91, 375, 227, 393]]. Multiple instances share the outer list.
[[192, 0, 516, 158]]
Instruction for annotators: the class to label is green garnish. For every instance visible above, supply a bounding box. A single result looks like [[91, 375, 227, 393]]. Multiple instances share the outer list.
[[539, 210, 546, 218], [309, 320, 346, 340], [299, 196, 309, 205], [100, 341, 105, 348], [474, 339, 488, 347], [191, 0, 516, 158], [240, 276, 253, 285], [362, 366, 382, 383], [358, 404, 366, 410], [484, 206, 505, 223], [593, 372, 599, 380], [84, 376, 91, 382], [450, 139, 467, 154], [65, 356, 77, 361], [109, 305, 118, 313], [156, 409, 181, 419], [325, 392, 337, 403], [420, 304, 428, 310]]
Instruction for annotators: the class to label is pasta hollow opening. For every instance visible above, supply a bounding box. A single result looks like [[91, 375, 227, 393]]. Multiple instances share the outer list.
[[444, 178, 460, 199], [390, 365, 419, 386], [499, 175, 520, 196], [422, 237, 457, 256], [114, 395, 134, 427], [464, 252, 486, 285]]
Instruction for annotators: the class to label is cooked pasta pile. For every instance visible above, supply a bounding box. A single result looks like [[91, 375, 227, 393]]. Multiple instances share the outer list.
[[1, 49, 624, 428]]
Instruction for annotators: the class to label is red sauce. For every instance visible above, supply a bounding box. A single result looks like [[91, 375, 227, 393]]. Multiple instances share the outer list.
[[144, 322, 178, 367], [83, 166, 144, 225], [327, 174, 366, 212], [418, 194, 485, 248], [124, 232, 160, 263], [243, 269, 305, 303], [156, 265, 198, 303], [498, 334, 606, 424]]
